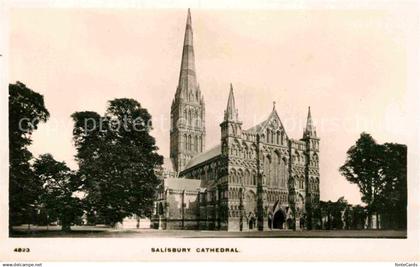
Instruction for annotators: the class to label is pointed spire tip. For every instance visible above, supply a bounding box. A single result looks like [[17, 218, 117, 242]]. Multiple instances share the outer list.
[[187, 8, 192, 25], [304, 105, 316, 138], [176, 6, 196, 95], [225, 83, 238, 121]]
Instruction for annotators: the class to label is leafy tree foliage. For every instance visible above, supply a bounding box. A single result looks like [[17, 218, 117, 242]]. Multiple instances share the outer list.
[[33, 154, 83, 231], [376, 143, 407, 229], [339, 133, 381, 209], [317, 197, 366, 230], [71, 98, 163, 226], [9, 82, 49, 229], [350, 205, 368, 230], [318, 197, 346, 230], [339, 133, 407, 229]]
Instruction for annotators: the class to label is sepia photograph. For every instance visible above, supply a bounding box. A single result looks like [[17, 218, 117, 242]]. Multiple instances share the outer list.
[[1, 0, 419, 263]]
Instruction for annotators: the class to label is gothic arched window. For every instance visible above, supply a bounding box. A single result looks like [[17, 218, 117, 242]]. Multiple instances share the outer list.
[[271, 153, 279, 187], [188, 135, 192, 151], [183, 109, 187, 124], [188, 110, 192, 125], [279, 158, 287, 188], [243, 146, 249, 159], [194, 110, 198, 127], [245, 169, 251, 185], [238, 169, 243, 185]]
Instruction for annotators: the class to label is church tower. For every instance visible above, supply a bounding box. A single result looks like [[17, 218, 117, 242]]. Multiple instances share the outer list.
[[220, 84, 243, 157], [302, 106, 320, 229], [220, 84, 242, 142], [170, 9, 206, 173]]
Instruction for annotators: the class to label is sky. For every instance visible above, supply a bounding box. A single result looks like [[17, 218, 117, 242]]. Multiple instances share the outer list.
[[9, 8, 415, 204]]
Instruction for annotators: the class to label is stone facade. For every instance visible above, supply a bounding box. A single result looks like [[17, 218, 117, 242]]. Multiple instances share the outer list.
[[152, 10, 320, 231], [153, 176, 201, 230]]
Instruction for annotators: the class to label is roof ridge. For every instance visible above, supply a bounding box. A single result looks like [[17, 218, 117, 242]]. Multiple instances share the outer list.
[[183, 144, 221, 170]]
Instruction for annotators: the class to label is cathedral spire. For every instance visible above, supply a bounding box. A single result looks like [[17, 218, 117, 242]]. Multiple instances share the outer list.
[[177, 8, 198, 98], [170, 9, 206, 173], [224, 83, 239, 122], [304, 106, 316, 138]]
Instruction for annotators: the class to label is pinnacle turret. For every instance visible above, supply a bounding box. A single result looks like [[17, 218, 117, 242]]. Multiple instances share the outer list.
[[303, 106, 317, 138], [224, 83, 239, 122]]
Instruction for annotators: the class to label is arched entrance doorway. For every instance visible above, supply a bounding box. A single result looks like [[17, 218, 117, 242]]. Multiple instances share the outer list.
[[244, 190, 257, 231], [272, 210, 286, 229]]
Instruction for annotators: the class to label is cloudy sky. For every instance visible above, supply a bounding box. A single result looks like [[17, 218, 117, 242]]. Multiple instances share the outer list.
[[9, 8, 416, 204]]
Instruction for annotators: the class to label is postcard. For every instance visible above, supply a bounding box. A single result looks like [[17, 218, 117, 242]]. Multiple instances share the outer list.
[[0, 0, 419, 263]]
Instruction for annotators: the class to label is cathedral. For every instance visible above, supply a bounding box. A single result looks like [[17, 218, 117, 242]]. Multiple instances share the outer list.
[[152, 10, 320, 231]]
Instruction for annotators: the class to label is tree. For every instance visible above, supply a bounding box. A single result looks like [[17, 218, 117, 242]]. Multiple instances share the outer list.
[[319, 197, 358, 230], [318, 197, 348, 230], [318, 200, 330, 230], [33, 154, 83, 231], [343, 204, 353, 230], [339, 133, 383, 228], [376, 143, 407, 229], [9, 82, 49, 232], [72, 98, 163, 226], [351, 205, 367, 230], [331, 197, 348, 230], [339, 133, 407, 229]]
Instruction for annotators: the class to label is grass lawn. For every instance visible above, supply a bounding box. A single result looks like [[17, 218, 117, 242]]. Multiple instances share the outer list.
[[10, 225, 407, 238]]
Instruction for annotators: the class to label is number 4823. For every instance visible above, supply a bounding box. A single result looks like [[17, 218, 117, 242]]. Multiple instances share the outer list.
[[14, 248, 30, 252]]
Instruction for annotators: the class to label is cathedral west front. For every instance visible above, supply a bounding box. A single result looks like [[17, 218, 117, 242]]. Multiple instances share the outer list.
[[152, 9, 320, 232]]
